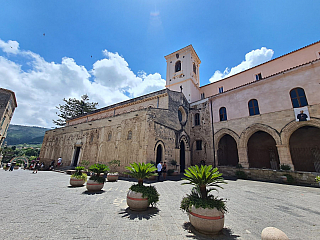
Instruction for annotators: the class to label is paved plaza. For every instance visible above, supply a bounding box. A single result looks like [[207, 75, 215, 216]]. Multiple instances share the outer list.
[[0, 169, 319, 240]]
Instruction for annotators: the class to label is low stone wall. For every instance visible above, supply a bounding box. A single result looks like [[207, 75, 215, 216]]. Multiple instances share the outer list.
[[218, 166, 320, 187]]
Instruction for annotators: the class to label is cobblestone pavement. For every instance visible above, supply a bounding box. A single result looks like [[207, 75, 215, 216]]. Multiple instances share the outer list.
[[0, 169, 319, 240]]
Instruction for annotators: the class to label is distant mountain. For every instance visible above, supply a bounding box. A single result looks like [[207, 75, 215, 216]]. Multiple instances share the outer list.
[[6, 124, 50, 146]]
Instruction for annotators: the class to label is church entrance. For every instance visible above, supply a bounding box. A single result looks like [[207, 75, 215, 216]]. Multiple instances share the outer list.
[[289, 126, 320, 172], [217, 134, 239, 167], [180, 141, 186, 173], [247, 131, 280, 169], [72, 147, 81, 167], [156, 144, 162, 164]]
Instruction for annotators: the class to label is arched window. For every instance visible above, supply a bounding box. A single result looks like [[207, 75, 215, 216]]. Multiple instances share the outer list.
[[193, 63, 197, 75], [290, 87, 308, 108], [107, 132, 112, 141], [248, 99, 260, 116], [175, 61, 181, 72], [194, 113, 200, 126], [219, 107, 227, 121], [127, 130, 132, 140]]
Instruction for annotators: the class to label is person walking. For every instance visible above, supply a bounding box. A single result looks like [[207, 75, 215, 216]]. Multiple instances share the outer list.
[[57, 157, 62, 168], [9, 162, 15, 171], [157, 162, 162, 181], [33, 160, 40, 174], [162, 162, 167, 180]]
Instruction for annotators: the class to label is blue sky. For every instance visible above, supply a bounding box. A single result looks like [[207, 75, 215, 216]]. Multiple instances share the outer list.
[[1, 0, 320, 127]]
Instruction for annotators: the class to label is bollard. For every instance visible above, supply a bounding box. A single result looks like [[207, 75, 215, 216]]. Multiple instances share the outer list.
[[261, 227, 289, 240]]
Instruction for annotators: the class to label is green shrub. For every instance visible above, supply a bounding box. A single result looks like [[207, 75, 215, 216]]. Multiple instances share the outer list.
[[71, 166, 87, 181], [170, 160, 177, 166], [167, 169, 175, 176], [280, 164, 291, 171], [124, 162, 157, 186], [235, 170, 247, 179], [284, 174, 294, 184], [181, 165, 227, 213], [315, 176, 320, 183], [181, 187, 227, 213], [130, 184, 159, 207], [88, 163, 109, 183]]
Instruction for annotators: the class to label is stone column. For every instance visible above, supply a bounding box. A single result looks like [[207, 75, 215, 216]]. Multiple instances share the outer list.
[[238, 147, 249, 168], [276, 144, 294, 170], [185, 149, 191, 169]]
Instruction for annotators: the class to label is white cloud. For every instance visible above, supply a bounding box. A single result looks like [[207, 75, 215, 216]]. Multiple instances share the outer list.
[[0, 39, 166, 128], [0, 39, 20, 54], [209, 47, 274, 83]]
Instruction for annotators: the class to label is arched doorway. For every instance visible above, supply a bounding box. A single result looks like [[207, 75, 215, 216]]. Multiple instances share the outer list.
[[289, 126, 320, 172], [156, 144, 162, 164], [247, 131, 280, 169], [217, 134, 239, 166], [180, 141, 186, 173]]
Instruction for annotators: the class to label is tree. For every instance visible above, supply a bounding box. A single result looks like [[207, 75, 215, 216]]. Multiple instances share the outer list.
[[53, 94, 98, 126]]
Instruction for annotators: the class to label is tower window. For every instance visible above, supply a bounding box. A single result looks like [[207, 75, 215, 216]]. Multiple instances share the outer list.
[[255, 73, 262, 81], [127, 130, 132, 140], [194, 113, 200, 126], [200, 93, 205, 99], [248, 99, 260, 116], [175, 61, 181, 72], [290, 87, 308, 108], [219, 87, 224, 93], [193, 63, 197, 75], [196, 140, 202, 150], [219, 107, 227, 121]]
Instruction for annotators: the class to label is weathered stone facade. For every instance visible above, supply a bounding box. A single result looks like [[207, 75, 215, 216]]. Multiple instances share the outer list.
[[0, 88, 17, 148]]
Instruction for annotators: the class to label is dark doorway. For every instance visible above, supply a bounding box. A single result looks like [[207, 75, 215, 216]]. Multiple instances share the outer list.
[[217, 134, 239, 166], [247, 131, 280, 169], [180, 141, 185, 173], [289, 126, 320, 172], [72, 147, 81, 167], [156, 145, 162, 164]]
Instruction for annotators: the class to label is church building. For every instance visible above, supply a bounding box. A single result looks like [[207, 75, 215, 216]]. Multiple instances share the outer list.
[[40, 41, 320, 179]]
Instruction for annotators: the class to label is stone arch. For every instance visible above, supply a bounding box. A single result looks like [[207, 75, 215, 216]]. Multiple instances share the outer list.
[[239, 123, 281, 148], [214, 128, 240, 152], [217, 134, 239, 167], [280, 118, 320, 146], [154, 140, 165, 164]]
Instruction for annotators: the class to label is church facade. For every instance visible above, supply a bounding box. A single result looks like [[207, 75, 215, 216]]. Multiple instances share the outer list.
[[40, 42, 320, 175]]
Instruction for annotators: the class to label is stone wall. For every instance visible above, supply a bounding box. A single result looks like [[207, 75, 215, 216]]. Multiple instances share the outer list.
[[219, 166, 320, 187]]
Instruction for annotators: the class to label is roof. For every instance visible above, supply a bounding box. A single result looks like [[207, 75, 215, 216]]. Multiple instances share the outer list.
[[0, 88, 17, 107], [207, 58, 320, 99], [164, 45, 201, 64]]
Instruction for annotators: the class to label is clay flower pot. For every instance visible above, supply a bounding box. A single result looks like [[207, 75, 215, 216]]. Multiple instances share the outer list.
[[86, 179, 104, 192], [127, 190, 149, 211], [107, 173, 119, 182], [188, 206, 224, 235], [70, 177, 86, 187]]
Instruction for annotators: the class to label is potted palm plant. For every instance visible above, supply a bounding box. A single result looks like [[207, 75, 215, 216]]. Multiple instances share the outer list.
[[70, 166, 87, 187], [124, 162, 159, 211], [180, 165, 227, 235], [107, 160, 120, 182], [86, 163, 110, 192]]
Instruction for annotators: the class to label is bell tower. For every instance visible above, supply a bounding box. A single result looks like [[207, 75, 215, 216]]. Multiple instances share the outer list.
[[164, 45, 201, 102]]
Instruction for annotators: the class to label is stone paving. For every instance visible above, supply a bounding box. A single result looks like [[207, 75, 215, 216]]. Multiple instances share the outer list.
[[0, 168, 319, 239]]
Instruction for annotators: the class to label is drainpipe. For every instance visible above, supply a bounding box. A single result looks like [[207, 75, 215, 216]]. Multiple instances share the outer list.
[[209, 98, 216, 167]]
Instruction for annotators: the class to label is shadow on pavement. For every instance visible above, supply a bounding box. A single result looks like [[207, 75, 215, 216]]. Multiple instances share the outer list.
[[183, 222, 240, 239], [118, 207, 160, 220], [81, 190, 105, 195]]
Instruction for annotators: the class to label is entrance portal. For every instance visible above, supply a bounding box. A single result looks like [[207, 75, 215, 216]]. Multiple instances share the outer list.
[[156, 145, 162, 164], [289, 126, 320, 172], [247, 131, 280, 169], [180, 141, 185, 173], [72, 147, 81, 167], [217, 134, 239, 166]]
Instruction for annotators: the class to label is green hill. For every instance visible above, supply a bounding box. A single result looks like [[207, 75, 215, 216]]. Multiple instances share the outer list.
[[6, 125, 50, 146]]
